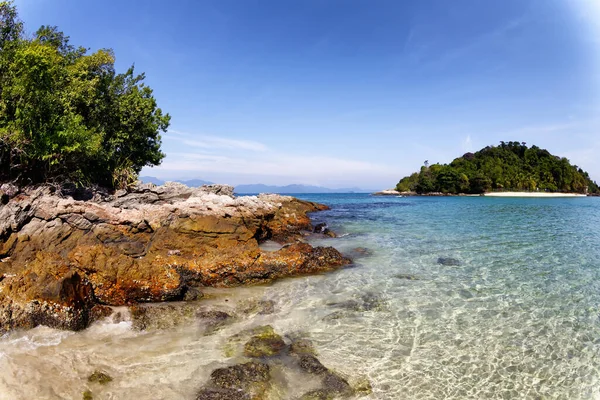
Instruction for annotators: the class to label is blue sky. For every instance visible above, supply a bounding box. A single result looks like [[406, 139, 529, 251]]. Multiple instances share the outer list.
[[15, 0, 600, 189]]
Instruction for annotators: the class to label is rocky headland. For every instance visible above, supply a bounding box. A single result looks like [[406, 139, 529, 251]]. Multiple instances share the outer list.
[[0, 182, 351, 333]]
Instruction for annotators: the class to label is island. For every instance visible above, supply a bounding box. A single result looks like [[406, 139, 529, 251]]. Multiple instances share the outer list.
[[394, 142, 599, 196]]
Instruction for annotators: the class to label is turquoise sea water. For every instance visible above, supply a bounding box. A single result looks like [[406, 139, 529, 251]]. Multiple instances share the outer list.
[[1, 194, 600, 399], [293, 194, 600, 399]]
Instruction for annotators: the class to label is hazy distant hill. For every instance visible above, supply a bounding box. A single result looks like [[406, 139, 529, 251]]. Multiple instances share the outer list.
[[234, 184, 373, 194], [139, 176, 213, 187], [140, 177, 372, 193]]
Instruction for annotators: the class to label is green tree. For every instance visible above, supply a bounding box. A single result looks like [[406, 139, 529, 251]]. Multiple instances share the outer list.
[[470, 174, 492, 194], [0, 1, 169, 188], [415, 174, 436, 193]]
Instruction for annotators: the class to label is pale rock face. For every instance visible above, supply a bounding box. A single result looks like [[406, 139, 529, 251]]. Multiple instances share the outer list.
[[0, 182, 350, 333]]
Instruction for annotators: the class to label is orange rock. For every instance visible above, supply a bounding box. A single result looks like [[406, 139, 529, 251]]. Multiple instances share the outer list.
[[0, 183, 349, 331]]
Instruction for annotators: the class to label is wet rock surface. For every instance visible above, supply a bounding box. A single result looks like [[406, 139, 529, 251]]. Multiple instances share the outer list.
[[351, 376, 373, 396], [87, 370, 112, 385], [0, 267, 96, 332], [197, 362, 271, 400], [238, 299, 276, 315], [299, 354, 329, 375], [289, 338, 317, 356], [322, 372, 353, 395], [299, 389, 334, 400], [0, 183, 350, 332], [313, 223, 336, 238], [243, 325, 286, 358], [197, 309, 235, 331], [129, 302, 235, 333]]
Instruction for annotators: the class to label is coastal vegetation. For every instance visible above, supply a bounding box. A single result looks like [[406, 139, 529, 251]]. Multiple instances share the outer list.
[[0, 1, 169, 189], [396, 141, 599, 194]]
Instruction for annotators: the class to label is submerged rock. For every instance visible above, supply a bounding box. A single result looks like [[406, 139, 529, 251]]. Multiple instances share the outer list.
[[196, 387, 246, 400], [243, 325, 286, 358], [298, 354, 329, 375], [210, 362, 270, 389], [351, 376, 373, 396], [361, 292, 386, 311], [437, 257, 461, 266], [129, 303, 234, 333], [347, 247, 373, 258], [322, 372, 353, 396], [299, 389, 334, 400], [289, 338, 317, 356], [322, 311, 348, 321], [327, 292, 386, 312], [393, 274, 419, 280], [87, 370, 112, 385], [198, 310, 236, 334], [82, 389, 93, 400], [130, 303, 196, 331], [197, 362, 271, 400], [129, 302, 234, 333], [238, 299, 276, 315], [218, 326, 361, 399]]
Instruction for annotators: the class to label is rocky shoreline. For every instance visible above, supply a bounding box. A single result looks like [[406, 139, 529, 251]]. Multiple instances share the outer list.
[[0, 182, 351, 333]]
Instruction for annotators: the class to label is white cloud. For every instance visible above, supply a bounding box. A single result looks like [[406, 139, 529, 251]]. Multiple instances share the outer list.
[[462, 135, 473, 152], [157, 152, 391, 175], [149, 129, 400, 188], [165, 130, 268, 152], [144, 149, 397, 188]]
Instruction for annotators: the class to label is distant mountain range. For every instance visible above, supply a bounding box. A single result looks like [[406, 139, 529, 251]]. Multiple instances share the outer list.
[[234, 184, 373, 194], [139, 177, 373, 193]]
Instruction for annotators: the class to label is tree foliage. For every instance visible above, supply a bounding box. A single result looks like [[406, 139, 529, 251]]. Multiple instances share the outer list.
[[396, 141, 599, 194], [0, 1, 169, 188]]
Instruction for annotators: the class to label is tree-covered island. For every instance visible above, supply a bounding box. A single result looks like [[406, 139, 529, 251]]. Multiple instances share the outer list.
[[396, 141, 600, 195], [0, 1, 169, 189]]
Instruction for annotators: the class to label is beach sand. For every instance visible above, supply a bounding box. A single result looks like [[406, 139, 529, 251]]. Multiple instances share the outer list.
[[483, 192, 587, 198]]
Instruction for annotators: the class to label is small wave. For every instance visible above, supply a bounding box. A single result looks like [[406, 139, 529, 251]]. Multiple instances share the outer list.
[[86, 319, 133, 336], [0, 326, 74, 353], [85, 306, 136, 337]]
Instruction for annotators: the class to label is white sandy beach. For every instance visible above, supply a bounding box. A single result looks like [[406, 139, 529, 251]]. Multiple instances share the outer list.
[[483, 192, 587, 198]]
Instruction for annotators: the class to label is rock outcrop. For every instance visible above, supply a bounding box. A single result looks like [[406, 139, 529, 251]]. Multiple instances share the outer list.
[[0, 183, 350, 332], [371, 189, 401, 196]]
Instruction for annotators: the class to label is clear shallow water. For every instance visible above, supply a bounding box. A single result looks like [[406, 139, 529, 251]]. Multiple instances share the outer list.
[[2, 194, 600, 399]]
